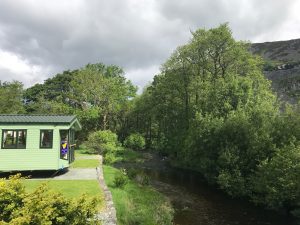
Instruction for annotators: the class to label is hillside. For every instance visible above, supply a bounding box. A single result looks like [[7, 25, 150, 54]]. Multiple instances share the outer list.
[[251, 39, 300, 103]]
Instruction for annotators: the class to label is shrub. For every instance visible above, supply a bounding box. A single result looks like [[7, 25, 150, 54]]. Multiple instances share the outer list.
[[113, 169, 128, 188], [103, 152, 117, 165], [250, 143, 300, 213], [124, 133, 145, 150], [85, 130, 120, 154], [0, 174, 101, 224]]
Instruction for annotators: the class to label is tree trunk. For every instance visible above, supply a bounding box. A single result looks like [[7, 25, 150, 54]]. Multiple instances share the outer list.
[[103, 113, 108, 130]]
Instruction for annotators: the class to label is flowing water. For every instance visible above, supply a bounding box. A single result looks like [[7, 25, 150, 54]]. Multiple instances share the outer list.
[[117, 156, 298, 225]]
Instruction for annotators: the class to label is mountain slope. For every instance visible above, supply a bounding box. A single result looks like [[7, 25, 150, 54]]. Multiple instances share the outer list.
[[250, 39, 300, 103]]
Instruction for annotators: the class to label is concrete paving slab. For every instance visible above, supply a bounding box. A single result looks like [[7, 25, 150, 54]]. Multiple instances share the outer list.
[[51, 168, 98, 180]]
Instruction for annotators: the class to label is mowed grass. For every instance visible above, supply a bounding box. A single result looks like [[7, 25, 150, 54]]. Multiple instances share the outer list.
[[23, 180, 104, 210], [103, 165, 174, 225], [75, 147, 97, 157], [23, 180, 103, 199], [71, 159, 99, 168]]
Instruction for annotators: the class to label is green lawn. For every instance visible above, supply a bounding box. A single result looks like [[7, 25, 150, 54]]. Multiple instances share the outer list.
[[23, 180, 103, 200], [74, 147, 97, 157], [103, 165, 174, 225], [71, 159, 99, 168]]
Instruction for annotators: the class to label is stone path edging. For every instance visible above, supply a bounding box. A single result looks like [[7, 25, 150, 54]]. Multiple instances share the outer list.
[[96, 155, 117, 225]]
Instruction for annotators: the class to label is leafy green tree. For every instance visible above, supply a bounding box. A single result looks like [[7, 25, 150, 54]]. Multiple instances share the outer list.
[[26, 96, 73, 115], [124, 133, 146, 150], [24, 70, 75, 104], [70, 63, 137, 130], [23, 63, 137, 142], [126, 24, 300, 214], [85, 130, 120, 154], [251, 143, 300, 213], [0, 81, 25, 114]]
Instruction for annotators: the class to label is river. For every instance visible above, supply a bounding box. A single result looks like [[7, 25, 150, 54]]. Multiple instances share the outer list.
[[116, 154, 298, 225]]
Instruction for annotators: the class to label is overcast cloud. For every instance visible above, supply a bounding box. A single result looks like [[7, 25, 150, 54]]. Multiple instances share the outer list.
[[0, 0, 299, 90]]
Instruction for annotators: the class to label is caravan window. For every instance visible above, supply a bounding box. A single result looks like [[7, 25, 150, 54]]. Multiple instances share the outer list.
[[2, 130, 27, 149], [40, 130, 53, 149]]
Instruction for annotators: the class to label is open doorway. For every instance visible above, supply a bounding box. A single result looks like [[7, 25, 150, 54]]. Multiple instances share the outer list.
[[60, 129, 75, 163], [60, 130, 69, 161]]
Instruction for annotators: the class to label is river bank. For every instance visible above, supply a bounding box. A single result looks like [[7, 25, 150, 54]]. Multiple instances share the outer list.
[[102, 149, 174, 225], [113, 150, 299, 225]]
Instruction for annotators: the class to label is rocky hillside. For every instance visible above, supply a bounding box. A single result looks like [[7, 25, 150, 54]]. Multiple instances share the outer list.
[[251, 39, 300, 103]]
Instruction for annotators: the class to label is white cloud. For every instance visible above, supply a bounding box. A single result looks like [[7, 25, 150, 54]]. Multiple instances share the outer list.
[[0, 0, 299, 90], [0, 50, 50, 87]]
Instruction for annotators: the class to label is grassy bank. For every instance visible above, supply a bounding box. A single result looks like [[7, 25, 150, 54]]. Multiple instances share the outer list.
[[103, 165, 174, 225], [73, 146, 174, 224]]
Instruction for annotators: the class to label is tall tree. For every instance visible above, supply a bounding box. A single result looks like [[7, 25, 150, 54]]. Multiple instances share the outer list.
[[24, 70, 75, 103], [70, 63, 137, 130], [0, 81, 25, 114], [126, 24, 300, 214]]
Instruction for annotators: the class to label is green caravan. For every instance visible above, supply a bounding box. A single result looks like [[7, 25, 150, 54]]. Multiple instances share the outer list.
[[0, 115, 81, 171]]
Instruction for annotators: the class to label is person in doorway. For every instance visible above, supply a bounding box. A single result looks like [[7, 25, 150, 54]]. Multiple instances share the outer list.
[[61, 137, 68, 159]]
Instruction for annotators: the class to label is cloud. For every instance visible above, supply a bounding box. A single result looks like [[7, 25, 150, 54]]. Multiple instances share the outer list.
[[157, 0, 296, 41], [0, 0, 299, 91], [0, 50, 50, 87]]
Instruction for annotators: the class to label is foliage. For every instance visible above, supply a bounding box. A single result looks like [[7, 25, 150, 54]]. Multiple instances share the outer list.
[[251, 143, 300, 212], [70, 63, 137, 130], [75, 107, 101, 142], [85, 130, 120, 154], [125, 23, 300, 215], [24, 70, 75, 103], [0, 174, 101, 225], [113, 169, 128, 188], [103, 165, 174, 225], [26, 96, 74, 115], [23, 63, 137, 143], [103, 152, 117, 164], [0, 81, 25, 114], [127, 168, 139, 179], [124, 133, 146, 150]]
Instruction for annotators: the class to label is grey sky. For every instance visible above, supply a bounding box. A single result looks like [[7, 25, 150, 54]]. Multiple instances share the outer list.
[[0, 0, 299, 91]]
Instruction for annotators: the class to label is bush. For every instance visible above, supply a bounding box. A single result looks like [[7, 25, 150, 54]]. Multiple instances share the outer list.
[[124, 133, 145, 151], [103, 152, 117, 165], [250, 143, 300, 213], [0, 174, 101, 224], [85, 130, 120, 154], [113, 169, 128, 188]]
